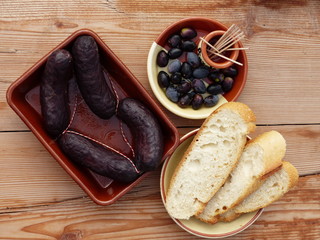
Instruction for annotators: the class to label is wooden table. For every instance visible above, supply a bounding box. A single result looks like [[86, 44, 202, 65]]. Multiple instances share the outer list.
[[0, 0, 319, 239]]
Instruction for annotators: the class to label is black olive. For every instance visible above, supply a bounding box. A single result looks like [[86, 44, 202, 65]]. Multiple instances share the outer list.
[[157, 71, 170, 88], [208, 71, 224, 84], [187, 52, 201, 68], [181, 41, 196, 52], [181, 62, 193, 78], [192, 79, 206, 94], [222, 77, 234, 92], [204, 95, 219, 107], [167, 34, 181, 48], [156, 50, 169, 67], [193, 66, 210, 79], [178, 93, 193, 108], [166, 85, 180, 103], [176, 80, 192, 93], [180, 28, 197, 39], [168, 59, 182, 73], [168, 48, 183, 59], [192, 94, 203, 110], [222, 66, 238, 78], [207, 84, 224, 95], [170, 72, 182, 84]]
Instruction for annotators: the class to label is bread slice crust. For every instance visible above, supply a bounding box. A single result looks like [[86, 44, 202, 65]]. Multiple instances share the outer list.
[[214, 102, 256, 133], [165, 102, 256, 220], [235, 161, 299, 213], [197, 131, 285, 223], [219, 161, 299, 222]]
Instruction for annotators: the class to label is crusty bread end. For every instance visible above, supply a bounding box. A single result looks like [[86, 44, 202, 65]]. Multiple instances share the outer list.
[[219, 161, 298, 222], [235, 161, 299, 213], [218, 161, 299, 223], [247, 131, 286, 175], [214, 102, 256, 133]]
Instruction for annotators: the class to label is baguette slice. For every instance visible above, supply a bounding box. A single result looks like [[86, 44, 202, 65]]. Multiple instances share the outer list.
[[220, 161, 299, 222], [198, 131, 286, 223], [165, 102, 256, 220]]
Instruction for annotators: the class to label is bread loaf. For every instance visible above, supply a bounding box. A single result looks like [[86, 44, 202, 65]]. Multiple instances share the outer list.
[[220, 161, 299, 222], [165, 102, 256, 220], [198, 131, 286, 223]]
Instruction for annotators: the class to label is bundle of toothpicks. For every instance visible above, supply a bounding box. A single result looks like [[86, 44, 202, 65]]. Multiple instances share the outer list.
[[200, 24, 248, 66]]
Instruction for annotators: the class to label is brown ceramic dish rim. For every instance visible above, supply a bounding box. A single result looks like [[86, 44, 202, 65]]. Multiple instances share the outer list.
[[6, 29, 180, 205]]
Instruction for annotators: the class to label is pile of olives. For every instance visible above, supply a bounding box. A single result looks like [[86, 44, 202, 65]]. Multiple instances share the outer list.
[[156, 27, 238, 110]]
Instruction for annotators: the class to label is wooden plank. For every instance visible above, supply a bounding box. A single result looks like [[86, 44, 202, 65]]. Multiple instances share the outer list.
[[0, 0, 319, 239], [0, 173, 318, 239], [0, 131, 84, 208], [0, 124, 318, 209], [1, 0, 320, 131]]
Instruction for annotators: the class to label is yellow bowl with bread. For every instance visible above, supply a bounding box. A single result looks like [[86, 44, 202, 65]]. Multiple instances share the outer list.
[[160, 128, 264, 238], [160, 102, 299, 238]]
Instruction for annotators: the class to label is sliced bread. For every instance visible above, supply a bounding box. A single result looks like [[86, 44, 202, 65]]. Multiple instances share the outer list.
[[165, 102, 256, 220], [220, 161, 299, 222], [197, 131, 286, 223]]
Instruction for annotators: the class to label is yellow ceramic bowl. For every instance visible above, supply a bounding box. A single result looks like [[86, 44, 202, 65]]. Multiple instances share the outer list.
[[147, 17, 247, 119], [160, 129, 263, 238]]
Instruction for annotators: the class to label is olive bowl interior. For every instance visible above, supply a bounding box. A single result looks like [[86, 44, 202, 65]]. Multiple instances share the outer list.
[[147, 17, 248, 119], [6, 29, 180, 205], [160, 129, 263, 238]]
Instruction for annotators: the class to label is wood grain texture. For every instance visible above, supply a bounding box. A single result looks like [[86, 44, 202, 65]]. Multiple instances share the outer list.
[[0, 173, 318, 239], [0, 125, 318, 205], [0, 0, 320, 239], [1, 0, 320, 131], [0, 131, 84, 208]]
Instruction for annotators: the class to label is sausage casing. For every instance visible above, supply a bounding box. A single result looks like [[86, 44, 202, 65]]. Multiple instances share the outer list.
[[58, 132, 140, 183], [72, 35, 116, 119], [117, 98, 164, 172], [40, 49, 72, 138]]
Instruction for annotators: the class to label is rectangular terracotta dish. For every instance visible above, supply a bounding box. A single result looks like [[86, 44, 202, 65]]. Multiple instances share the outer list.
[[6, 29, 180, 205]]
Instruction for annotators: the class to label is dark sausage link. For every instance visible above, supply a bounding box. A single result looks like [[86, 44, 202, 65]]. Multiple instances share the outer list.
[[117, 98, 164, 172], [72, 35, 116, 119], [40, 49, 72, 138], [58, 131, 140, 183]]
